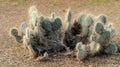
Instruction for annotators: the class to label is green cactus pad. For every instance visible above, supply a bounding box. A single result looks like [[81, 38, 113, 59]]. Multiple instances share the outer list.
[[78, 12, 86, 24], [11, 28, 18, 37], [95, 22, 104, 34], [15, 36, 22, 43], [85, 15, 94, 26], [20, 22, 28, 35], [81, 27, 89, 37], [105, 44, 118, 54], [98, 31, 110, 45], [48, 31, 57, 40], [52, 18, 62, 31], [98, 15, 107, 24], [42, 19, 52, 32], [76, 42, 87, 60]]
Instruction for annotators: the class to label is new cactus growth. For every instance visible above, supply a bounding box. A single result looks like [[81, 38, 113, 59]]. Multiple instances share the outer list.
[[29, 6, 38, 29], [64, 8, 72, 32], [76, 42, 87, 60], [105, 44, 118, 54], [20, 22, 28, 35], [65, 8, 72, 22], [78, 13, 94, 37], [51, 13, 55, 22], [98, 15, 107, 24]]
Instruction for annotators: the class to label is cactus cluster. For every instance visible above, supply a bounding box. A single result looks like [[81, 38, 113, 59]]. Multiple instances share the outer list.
[[10, 6, 66, 58], [10, 6, 119, 61], [74, 14, 118, 61]]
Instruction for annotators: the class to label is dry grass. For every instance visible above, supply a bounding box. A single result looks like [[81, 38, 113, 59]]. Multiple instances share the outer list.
[[0, 0, 120, 67]]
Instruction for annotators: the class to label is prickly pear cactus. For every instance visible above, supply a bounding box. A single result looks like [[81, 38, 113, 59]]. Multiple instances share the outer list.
[[78, 12, 87, 24], [105, 44, 118, 54], [42, 18, 52, 32], [29, 6, 38, 29], [95, 22, 104, 34], [76, 42, 87, 60], [10, 28, 22, 43], [85, 15, 94, 27], [106, 23, 116, 39], [65, 8, 72, 22], [11, 28, 18, 37], [98, 31, 110, 46], [20, 22, 28, 35], [98, 15, 107, 24], [64, 9, 72, 32], [52, 17, 62, 31], [48, 31, 57, 40]]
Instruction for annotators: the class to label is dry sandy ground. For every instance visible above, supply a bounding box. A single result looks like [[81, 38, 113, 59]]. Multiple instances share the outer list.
[[0, 0, 120, 67]]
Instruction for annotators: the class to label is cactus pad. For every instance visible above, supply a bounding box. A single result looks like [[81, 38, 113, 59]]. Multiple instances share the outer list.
[[105, 44, 118, 54], [98, 31, 110, 45], [15, 36, 22, 43], [78, 12, 86, 24], [42, 19, 52, 32], [11, 28, 18, 37], [85, 15, 94, 26], [20, 22, 28, 35], [95, 22, 104, 34], [52, 17, 62, 31], [76, 42, 87, 60], [48, 31, 57, 40], [98, 15, 107, 24]]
